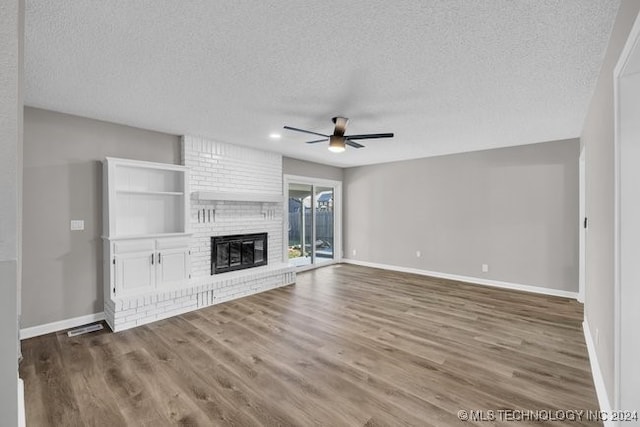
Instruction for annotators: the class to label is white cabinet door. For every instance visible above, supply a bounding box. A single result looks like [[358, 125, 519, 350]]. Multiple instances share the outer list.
[[156, 237, 190, 287], [114, 251, 155, 295], [113, 239, 156, 296], [157, 248, 190, 287], [110, 237, 190, 296]]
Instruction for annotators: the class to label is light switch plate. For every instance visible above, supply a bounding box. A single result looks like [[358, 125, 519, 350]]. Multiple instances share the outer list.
[[70, 220, 85, 231]]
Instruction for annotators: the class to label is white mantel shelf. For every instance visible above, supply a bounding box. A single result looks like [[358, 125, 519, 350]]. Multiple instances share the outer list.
[[192, 191, 283, 203]]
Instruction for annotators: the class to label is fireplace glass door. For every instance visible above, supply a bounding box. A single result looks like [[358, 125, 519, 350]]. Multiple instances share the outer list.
[[211, 233, 267, 274]]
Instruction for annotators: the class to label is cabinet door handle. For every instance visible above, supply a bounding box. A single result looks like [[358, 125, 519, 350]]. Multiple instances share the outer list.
[[158, 252, 162, 264], [151, 253, 154, 265]]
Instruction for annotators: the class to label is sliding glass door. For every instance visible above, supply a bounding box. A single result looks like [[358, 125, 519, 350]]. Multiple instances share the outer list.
[[285, 176, 341, 269], [287, 183, 313, 267], [314, 186, 334, 265]]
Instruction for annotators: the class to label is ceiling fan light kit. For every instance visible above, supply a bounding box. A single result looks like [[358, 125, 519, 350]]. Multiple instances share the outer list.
[[328, 135, 346, 153], [283, 116, 394, 153]]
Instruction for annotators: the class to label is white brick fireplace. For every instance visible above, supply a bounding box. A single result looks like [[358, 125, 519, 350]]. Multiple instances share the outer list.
[[104, 136, 295, 331], [183, 135, 285, 277]]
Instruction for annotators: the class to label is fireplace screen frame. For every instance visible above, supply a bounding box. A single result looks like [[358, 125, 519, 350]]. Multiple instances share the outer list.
[[211, 233, 268, 274]]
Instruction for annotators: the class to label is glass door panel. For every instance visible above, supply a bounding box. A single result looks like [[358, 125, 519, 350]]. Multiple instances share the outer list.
[[314, 186, 334, 265], [288, 183, 313, 267]]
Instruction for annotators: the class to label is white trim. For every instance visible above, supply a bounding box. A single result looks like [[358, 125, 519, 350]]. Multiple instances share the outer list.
[[104, 156, 188, 172], [19, 312, 105, 340], [583, 318, 614, 427], [283, 174, 341, 188], [342, 259, 578, 299], [295, 259, 341, 272], [578, 144, 586, 303], [613, 10, 640, 412], [192, 191, 282, 203], [613, 21, 623, 415], [18, 378, 25, 427]]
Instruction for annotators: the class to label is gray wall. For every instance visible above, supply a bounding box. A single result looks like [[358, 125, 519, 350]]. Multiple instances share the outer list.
[[283, 157, 344, 182], [1, 0, 23, 424], [344, 139, 579, 292], [581, 0, 640, 407], [22, 107, 180, 328]]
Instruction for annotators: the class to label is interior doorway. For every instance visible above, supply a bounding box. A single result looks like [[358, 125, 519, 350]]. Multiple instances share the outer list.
[[284, 175, 342, 270], [614, 11, 640, 414]]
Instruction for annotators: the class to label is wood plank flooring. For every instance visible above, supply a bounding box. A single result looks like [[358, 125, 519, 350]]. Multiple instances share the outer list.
[[20, 264, 602, 426]]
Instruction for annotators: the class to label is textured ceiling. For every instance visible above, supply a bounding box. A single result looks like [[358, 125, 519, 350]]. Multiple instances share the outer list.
[[25, 0, 620, 167]]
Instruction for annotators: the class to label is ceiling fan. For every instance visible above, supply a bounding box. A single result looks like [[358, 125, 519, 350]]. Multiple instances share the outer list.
[[283, 117, 394, 153]]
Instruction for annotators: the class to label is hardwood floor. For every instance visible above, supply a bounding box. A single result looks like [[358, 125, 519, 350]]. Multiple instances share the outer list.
[[20, 264, 601, 426]]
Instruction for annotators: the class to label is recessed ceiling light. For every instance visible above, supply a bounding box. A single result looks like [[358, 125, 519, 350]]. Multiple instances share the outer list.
[[269, 133, 281, 139]]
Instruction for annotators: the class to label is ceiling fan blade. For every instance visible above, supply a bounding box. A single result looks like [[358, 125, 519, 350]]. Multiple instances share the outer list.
[[345, 140, 365, 149], [283, 126, 330, 139], [344, 133, 394, 140], [305, 138, 328, 144]]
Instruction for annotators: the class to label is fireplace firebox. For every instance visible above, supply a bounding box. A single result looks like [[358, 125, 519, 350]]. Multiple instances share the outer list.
[[211, 233, 267, 274]]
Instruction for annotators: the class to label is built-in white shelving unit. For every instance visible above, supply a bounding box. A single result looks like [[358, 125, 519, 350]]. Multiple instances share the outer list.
[[105, 158, 190, 238], [103, 157, 192, 307]]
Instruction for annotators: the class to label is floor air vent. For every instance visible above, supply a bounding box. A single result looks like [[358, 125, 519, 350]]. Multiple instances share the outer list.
[[67, 323, 104, 337]]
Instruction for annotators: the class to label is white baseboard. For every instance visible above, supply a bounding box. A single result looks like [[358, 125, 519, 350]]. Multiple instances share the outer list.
[[20, 312, 105, 340], [18, 377, 25, 427], [583, 318, 614, 426], [342, 259, 578, 299]]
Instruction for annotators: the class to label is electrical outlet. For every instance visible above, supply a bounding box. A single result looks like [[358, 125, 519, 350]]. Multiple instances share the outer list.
[[70, 220, 85, 231], [482, 264, 489, 273], [352, 249, 357, 256], [416, 250, 421, 258]]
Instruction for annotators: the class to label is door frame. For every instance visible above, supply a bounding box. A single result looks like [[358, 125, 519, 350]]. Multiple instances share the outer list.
[[283, 174, 342, 271], [613, 10, 640, 413], [578, 144, 586, 304]]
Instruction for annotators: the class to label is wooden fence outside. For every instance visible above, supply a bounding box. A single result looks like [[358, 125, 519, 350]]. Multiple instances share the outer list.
[[288, 211, 334, 246]]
